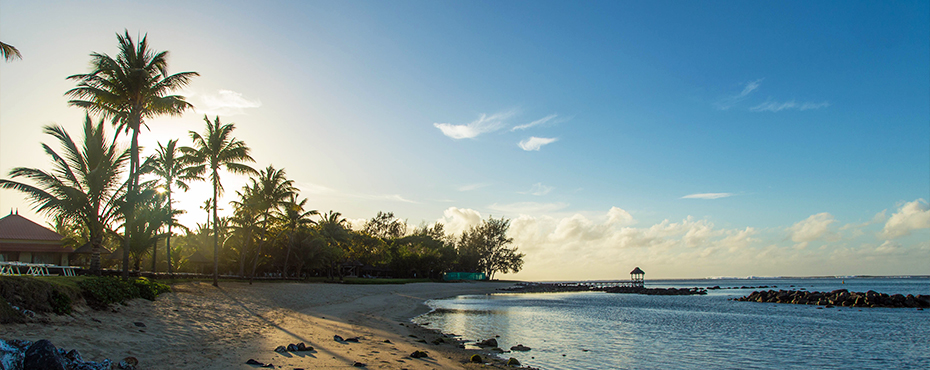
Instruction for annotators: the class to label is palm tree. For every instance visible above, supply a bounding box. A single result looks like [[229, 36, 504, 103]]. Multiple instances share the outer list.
[[183, 115, 255, 286], [111, 187, 171, 271], [279, 195, 317, 278], [246, 165, 297, 283], [229, 185, 261, 276], [314, 211, 351, 280], [142, 139, 200, 274], [66, 30, 198, 278], [1, 41, 22, 61], [0, 115, 129, 273]]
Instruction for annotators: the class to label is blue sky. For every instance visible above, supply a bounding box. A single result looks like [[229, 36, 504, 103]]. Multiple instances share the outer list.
[[1, 0, 928, 279]]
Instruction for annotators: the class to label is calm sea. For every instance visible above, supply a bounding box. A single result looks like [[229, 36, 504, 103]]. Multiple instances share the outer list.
[[413, 277, 930, 369]]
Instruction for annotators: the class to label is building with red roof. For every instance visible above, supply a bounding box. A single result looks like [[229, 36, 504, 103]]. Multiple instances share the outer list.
[[0, 211, 71, 265]]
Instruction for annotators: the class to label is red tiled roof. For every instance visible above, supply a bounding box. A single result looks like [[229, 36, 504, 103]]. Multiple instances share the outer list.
[[0, 213, 63, 242]]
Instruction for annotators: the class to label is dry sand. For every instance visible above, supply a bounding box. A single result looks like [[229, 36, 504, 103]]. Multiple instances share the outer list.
[[2, 280, 518, 369]]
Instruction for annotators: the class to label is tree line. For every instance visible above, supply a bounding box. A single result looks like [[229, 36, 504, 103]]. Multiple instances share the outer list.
[[0, 32, 525, 284]]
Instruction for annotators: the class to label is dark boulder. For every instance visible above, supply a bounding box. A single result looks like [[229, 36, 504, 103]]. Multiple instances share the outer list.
[[476, 338, 498, 347], [410, 350, 429, 359], [24, 340, 66, 370], [510, 344, 532, 351]]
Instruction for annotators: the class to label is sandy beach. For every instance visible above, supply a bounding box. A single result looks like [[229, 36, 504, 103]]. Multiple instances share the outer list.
[[2, 280, 516, 369]]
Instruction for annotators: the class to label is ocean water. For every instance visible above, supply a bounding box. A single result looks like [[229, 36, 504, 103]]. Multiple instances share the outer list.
[[413, 277, 930, 369]]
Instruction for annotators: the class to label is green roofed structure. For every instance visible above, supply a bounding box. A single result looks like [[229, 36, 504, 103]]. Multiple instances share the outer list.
[[443, 272, 487, 281]]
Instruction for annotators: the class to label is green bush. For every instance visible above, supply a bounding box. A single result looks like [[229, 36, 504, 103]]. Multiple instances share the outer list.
[[50, 289, 72, 315], [78, 276, 171, 308], [132, 277, 171, 301], [78, 276, 139, 307]]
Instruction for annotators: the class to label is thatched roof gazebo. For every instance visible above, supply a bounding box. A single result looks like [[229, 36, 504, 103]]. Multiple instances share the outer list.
[[630, 267, 645, 287]]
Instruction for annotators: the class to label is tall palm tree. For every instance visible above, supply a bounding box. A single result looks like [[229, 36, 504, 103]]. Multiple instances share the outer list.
[[229, 184, 261, 276], [66, 30, 198, 278], [0, 115, 129, 273], [314, 210, 350, 280], [183, 115, 255, 286], [142, 139, 200, 274], [279, 195, 317, 278], [246, 165, 297, 283], [1, 41, 22, 61]]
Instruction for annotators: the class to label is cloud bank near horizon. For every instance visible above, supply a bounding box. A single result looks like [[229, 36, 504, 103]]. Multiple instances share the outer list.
[[435, 199, 930, 280]]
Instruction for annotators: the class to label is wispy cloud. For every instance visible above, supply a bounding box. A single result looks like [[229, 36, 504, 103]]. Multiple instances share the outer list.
[[519, 183, 554, 196], [457, 183, 489, 192], [716, 79, 762, 110], [489, 202, 569, 214], [512, 114, 558, 131], [681, 193, 734, 200], [296, 181, 417, 203], [193, 90, 262, 116], [750, 100, 830, 112], [518, 137, 558, 151], [434, 110, 517, 139]]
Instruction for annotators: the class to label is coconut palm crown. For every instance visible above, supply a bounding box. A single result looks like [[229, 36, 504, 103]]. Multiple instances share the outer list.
[[66, 30, 198, 277], [0, 115, 129, 273], [141, 139, 201, 273], [183, 115, 256, 286]]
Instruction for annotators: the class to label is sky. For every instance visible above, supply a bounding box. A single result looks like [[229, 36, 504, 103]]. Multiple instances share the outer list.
[[1, 0, 928, 280]]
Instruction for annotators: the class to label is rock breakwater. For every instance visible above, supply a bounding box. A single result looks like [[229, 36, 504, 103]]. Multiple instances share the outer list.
[[734, 289, 930, 308], [500, 283, 707, 295]]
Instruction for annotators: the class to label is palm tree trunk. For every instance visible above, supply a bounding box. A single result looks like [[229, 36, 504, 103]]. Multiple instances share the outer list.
[[122, 127, 140, 279], [248, 221, 270, 285], [212, 173, 219, 287], [238, 228, 252, 277], [167, 188, 173, 275], [283, 232, 293, 278]]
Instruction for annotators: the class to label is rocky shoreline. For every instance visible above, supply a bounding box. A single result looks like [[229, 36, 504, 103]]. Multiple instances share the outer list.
[[499, 283, 707, 295], [0, 339, 137, 370], [734, 289, 930, 308]]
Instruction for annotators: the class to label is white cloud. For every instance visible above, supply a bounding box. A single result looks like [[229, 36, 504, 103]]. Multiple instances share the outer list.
[[681, 193, 734, 200], [437, 207, 484, 235], [882, 199, 930, 239], [519, 183, 553, 196], [518, 137, 558, 151], [788, 212, 837, 249], [749, 100, 830, 112], [488, 202, 569, 214], [716, 79, 762, 110], [193, 90, 262, 116], [434, 111, 516, 139], [512, 114, 558, 131], [607, 207, 635, 226], [457, 183, 489, 192]]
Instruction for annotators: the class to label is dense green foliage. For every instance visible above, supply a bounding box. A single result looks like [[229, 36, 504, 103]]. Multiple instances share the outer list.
[[78, 276, 171, 307]]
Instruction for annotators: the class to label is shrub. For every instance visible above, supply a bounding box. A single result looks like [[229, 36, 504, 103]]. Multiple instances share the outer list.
[[50, 289, 72, 315], [78, 276, 139, 308], [132, 277, 171, 301]]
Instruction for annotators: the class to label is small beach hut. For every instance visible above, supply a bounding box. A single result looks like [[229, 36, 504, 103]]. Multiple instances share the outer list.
[[630, 267, 645, 287], [186, 251, 211, 274], [0, 211, 70, 265]]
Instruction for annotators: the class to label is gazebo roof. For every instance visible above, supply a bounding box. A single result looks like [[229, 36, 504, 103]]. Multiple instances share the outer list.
[[188, 251, 211, 264], [0, 212, 63, 242], [630, 267, 645, 275], [73, 242, 113, 255]]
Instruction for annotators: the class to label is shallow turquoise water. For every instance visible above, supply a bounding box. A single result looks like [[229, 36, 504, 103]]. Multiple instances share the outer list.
[[414, 277, 930, 369]]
